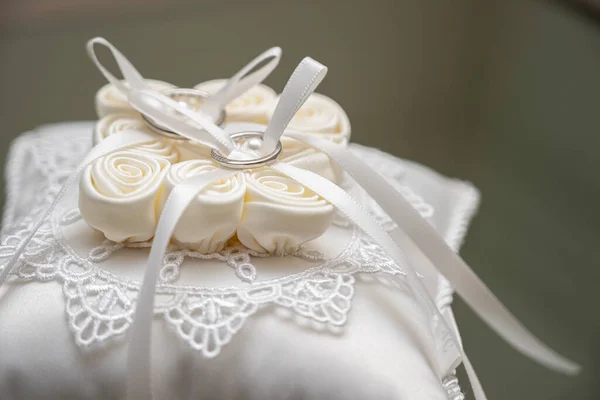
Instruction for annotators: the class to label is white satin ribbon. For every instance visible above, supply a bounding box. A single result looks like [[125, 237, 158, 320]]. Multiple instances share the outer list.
[[0, 39, 580, 400], [126, 168, 237, 400], [261, 57, 327, 154], [87, 37, 281, 123]]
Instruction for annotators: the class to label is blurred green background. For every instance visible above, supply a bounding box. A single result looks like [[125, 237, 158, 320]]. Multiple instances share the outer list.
[[1, 0, 598, 398]]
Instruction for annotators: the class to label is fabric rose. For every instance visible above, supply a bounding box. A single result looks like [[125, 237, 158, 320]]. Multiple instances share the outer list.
[[95, 79, 175, 118], [194, 79, 277, 124], [79, 150, 169, 242], [279, 137, 340, 183], [94, 113, 147, 144], [176, 141, 213, 162], [266, 92, 351, 144], [95, 114, 180, 163], [157, 160, 246, 252], [237, 168, 334, 254]]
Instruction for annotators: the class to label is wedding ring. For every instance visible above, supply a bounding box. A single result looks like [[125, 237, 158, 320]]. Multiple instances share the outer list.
[[141, 88, 227, 140], [211, 132, 282, 170]]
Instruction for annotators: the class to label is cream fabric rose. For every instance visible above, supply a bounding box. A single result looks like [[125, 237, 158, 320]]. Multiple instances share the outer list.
[[194, 79, 277, 124], [237, 168, 334, 254], [79, 150, 169, 242], [266, 92, 351, 144], [95, 79, 175, 118], [157, 160, 246, 253], [176, 141, 213, 162], [279, 137, 339, 183], [95, 114, 180, 163], [94, 113, 146, 144]]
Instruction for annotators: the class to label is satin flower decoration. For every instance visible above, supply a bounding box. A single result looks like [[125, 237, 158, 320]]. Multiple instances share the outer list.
[[266, 92, 351, 144], [194, 79, 277, 125], [79, 84, 349, 254]]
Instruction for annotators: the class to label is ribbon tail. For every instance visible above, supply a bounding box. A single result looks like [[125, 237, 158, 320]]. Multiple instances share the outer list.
[[272, 162, 487, 399], [463, 351, 488, 400], [126, 168, 236, 400], [286, 132, 581, 376], [0, 130, 157, 288]]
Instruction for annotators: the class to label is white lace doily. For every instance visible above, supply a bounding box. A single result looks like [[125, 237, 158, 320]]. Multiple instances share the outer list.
[[0, 122, 478, 375]]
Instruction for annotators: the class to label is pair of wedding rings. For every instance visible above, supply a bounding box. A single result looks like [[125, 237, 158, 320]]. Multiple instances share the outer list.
[[141, 88, 281, 170]]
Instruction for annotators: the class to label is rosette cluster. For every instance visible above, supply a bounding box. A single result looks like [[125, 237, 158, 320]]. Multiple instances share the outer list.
[[80, 80, 350, 254]]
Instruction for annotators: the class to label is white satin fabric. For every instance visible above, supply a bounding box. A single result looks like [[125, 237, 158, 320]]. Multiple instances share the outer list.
[[0, 279, 453, 400], [0, 279, 455, 400]]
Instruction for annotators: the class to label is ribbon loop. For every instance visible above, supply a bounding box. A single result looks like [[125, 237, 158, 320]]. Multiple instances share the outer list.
[[202, 46, 282, 117], [87, 37, 237, 152], [86, 39, 286, 154], [261, 57, 327, 154], [86, 37, 147, 94]]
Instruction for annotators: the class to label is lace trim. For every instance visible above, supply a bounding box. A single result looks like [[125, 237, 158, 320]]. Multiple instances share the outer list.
[[443, 375, 466, 400]]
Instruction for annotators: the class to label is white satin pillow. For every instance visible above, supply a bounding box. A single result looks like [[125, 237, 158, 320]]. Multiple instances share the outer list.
[[0, 122, 476, 400]]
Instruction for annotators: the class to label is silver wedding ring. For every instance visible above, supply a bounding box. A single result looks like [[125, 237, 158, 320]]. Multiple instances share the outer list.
[[211, 132, 282, 170], [141, 88, 227, 140]]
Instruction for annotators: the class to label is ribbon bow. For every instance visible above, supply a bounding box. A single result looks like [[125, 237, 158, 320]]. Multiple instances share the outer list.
[[0, 38, 580, 400]]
